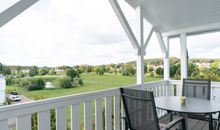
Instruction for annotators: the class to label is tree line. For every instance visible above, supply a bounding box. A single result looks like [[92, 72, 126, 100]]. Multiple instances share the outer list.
[[1, 57, 220, 82]]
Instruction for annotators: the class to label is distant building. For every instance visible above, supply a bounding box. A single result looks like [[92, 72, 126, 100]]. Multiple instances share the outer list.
[[55, 68, 65, 74], [0, 75, 6, 105], [195, 62, 211, 68], [21, 69, 30, 74]]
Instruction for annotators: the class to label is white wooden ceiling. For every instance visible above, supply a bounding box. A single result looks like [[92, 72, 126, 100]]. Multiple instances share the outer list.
[[125, 0, 220, 36]]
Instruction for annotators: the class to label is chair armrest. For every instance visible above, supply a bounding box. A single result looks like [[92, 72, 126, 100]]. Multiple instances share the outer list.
[[164, 117, 186, 130]]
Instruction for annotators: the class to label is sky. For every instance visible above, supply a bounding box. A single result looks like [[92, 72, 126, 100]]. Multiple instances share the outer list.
[[0, 0, 220, 67]]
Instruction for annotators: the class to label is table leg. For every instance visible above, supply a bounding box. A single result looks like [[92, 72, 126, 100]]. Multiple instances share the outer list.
[[209, 114, 213, 130]]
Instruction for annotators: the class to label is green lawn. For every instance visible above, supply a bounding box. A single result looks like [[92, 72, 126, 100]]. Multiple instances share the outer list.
[[6, 74, 162, 100], [6, 74, 162, 129]]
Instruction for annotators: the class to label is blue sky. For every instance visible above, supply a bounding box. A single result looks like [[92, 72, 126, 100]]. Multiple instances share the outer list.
[[0, 0, 219, 67]]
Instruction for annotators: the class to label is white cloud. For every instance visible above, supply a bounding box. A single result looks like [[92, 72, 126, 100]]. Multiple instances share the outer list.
[[0, 0, 219, 67]]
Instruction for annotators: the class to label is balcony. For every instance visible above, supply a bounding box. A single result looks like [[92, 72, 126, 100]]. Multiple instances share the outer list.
[[1, 80, 220, 130], [1, 0, 220, 130]]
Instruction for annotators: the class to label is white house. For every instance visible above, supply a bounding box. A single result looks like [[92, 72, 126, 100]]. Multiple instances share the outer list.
[[0, 75, 6, 105]]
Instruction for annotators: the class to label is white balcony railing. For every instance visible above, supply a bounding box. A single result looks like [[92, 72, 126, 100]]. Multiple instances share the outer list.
[[1, 80, 220, 130]]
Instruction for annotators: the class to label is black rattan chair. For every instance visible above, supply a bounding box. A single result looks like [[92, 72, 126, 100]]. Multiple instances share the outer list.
[[120, 88, 186, 130], [182, 78, 220, 129]]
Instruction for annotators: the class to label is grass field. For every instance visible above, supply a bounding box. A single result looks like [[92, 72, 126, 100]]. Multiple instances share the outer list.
[[6, 74, 162, 129], [6, 73, 162, 99]]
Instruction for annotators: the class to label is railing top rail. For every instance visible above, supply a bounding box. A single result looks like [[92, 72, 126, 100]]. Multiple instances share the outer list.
[[0, 87, 119, 120]]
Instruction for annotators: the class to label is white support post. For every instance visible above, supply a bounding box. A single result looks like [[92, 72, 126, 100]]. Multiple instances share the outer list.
[[136, 6, 145, 85], [180, 34, 188, 79], [163, 36, 170, 80]]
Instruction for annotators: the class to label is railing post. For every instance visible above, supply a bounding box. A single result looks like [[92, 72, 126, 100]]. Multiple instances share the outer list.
[[56, 106, 67, 130], [17, 115, 31, 130], [114, 95, 120, 130], [84, 100, 92, 130], [95, 98, 103, 130], [0, 119, 9, 130], [105, 96, 112, 130], [71, 103, 81, 130], [38, 110, 50, 130]]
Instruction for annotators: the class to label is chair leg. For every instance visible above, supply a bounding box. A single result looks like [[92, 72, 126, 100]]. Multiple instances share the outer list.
[[181, 118, 186, 130], [217, 112, 220, 130]]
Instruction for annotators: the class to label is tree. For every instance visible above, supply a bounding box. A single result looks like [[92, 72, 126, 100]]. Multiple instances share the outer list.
[[56, 77, 72, 88], [49, 69, 56, 75], [0, 63, 3, 73], [95, 66, 106, 76], [156, 67, 163, 76], [149, 67, 154, 72], [66, 69, 78, 79], [170, 63, 180, 77], [2, 65, 11, 75], [188, 62, 199, 77], [144, 65, 148, 74], [29, 66, 38, 77], [39, 68, 49, 75]]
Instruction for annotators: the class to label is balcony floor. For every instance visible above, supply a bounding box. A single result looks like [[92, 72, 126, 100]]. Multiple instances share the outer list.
[[160, 115, 217, 130]]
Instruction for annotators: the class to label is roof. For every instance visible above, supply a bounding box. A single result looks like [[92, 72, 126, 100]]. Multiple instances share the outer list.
[[125, 0, 220, 36]]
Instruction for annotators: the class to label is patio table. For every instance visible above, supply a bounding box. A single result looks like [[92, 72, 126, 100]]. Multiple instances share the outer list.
[[155, 96, 220, 130]]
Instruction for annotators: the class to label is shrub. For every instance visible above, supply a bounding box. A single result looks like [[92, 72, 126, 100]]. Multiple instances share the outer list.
[[17, 78, 45, 91], [27, 78, 45, 91], [78, 78, 84, 86], [18, 79, 31, 88], [56, 77, 72, 88], [6, 76, 16, 85], [3, 97, 12, 105]]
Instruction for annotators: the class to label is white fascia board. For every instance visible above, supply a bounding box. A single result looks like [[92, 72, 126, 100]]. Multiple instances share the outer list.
[[162, 22, 220, 37], [0, 0, 39, 28], [109, 0, 140, 49]]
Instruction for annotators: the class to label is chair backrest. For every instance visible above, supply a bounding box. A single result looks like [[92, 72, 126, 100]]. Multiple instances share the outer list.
[[182, 78, 211, 100], [120, 88, 160, 130]]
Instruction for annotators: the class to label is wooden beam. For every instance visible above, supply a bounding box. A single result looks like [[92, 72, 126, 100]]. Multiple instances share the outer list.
[[0, 0, 39, 28], [155, 30, 167, 57], [109, 0, 140, 49], [143, 26, 154, 50]]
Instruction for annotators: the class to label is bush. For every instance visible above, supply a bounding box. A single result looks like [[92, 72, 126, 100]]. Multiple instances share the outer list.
[[17, 78, 45, 91], [56, 77, 73, 88], [28, 78, 45, 91], [3, 97, 12, 105], [78, 78, 84, 86], [18, 79, 31, 88], [6, 76, 16, 85]]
